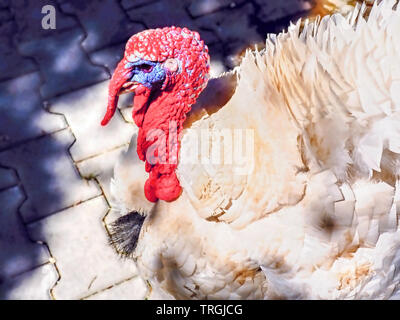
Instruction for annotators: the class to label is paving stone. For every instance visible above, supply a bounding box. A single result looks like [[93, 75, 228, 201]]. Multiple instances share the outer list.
[[118, 92, 136, 109], [126, 1, 219, 50], [104, 208, 124, 226], [147, 287, 174, 300], [195, 3, 262, 52], [10, 0, 77, 43], [77, 144, 134, 201], [0, 73, 67, 150], [192, 4, 263, 69], [28, 196, 138, 299], [0, 0, 9, 9], [0, 20, 37, 81], [0, 263, 58, 300], [253, 0, 312, 24], [210, 57, 228, 77], [60, 0, 145, 52], [120, 107, 135, 124], [90, 41, 126, 75], [126, 0, 195, 29], [118, 92, 136, 110], [0, 186, 50, 281], [18, 29, 109, 99], [207, 42, 230, 74], [0, 7, 11, 22], [0, 167, 18, 190], [0, 129, 101, 223], [49, 81, 136, 162], [187, 0, 246, 17], [84, 276, 147, 300], [120, 0, 160, 10], [222, 42, 248, 69]]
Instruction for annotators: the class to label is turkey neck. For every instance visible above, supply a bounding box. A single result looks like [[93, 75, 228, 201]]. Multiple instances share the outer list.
[[136, 85, 192, 203]]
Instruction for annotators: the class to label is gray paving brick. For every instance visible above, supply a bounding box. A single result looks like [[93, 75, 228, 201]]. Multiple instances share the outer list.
[[120, 0, 160, 11], [0, 0, 9, 9], [60, 0, 145, 52], [10, 0, 77, 43], [120, 106, 134, 124], [207, 43, 230, 74], [0, 263, 58, 299], [0, 20, 37, 81], [187, 0, 246, 17], [126, 0, 195, 29], [195, 3, 262, 50], [49, 81, 136, 162], [104, 208, 124, 227], [28, 196, 138, 299], [18, 29, 109, 99], [0, 167, 18, 190], [253, 0, 312, 23], [90, 41, 126, 74], [77, 145, 133, 201], [0, 7, 11, 22], [118, 92, 136, 110], [0, 129, 101, 223], [0, 73, 67, 150], [84, 276, 147, 300], [126, 1, 219, 50], [147, 287, 174, 300], [0, 186, 50, 281]]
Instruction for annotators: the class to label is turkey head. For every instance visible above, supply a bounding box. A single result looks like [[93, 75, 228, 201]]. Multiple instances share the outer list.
[[101, 27, 210, 203]]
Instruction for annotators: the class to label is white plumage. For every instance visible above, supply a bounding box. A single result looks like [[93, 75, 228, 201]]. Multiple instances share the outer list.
[[110, 0, 400, 299]]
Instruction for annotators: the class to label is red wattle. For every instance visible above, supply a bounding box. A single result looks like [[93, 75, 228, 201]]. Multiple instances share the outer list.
[[154, 172, 182, 201], [144, 162, 182, 203], [132, 85, 152, 127], [135, 91, 185, 203]]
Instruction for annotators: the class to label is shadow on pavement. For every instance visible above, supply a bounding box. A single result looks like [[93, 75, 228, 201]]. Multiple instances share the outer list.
[[0, 0, 311, 299]]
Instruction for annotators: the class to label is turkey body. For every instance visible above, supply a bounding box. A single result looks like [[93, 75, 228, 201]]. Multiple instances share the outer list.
[[110, 1, 400, 299]]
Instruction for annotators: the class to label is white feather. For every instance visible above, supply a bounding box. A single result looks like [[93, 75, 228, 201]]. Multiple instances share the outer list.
[[111, 0, 400, 299]]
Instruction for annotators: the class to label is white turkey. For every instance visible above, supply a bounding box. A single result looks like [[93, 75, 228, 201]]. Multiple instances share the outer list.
[[101, 0, 400, 299]]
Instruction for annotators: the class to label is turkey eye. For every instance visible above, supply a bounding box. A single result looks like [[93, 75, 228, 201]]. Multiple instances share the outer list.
[[137, 64, 153, 73]]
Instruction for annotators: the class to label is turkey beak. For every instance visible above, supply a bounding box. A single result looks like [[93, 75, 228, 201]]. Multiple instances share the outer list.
[[101, 58, 133, 126]]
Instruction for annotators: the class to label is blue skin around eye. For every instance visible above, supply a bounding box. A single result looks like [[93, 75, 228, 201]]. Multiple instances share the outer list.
[[125, 59, 166, 89]]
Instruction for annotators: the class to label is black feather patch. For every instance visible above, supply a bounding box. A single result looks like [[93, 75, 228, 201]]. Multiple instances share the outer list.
[[108, 211, 146, 258]]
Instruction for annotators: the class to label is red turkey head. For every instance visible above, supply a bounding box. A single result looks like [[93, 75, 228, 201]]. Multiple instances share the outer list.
[[101, 27, 210, 203]]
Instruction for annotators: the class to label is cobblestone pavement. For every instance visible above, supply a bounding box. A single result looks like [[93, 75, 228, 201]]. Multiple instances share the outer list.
[[0, 0, 314, 299]]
